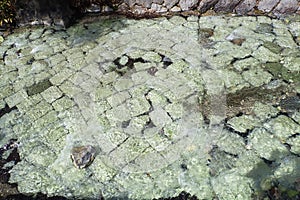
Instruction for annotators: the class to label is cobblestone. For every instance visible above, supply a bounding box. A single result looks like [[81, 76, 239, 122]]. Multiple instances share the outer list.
[[0, 14, 299, 199]]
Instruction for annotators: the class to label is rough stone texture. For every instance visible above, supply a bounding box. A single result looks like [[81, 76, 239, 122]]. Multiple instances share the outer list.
[[273, 0, 299, 15], [214, 0, 241, 12], [164, 0, 179, 9], [234, 0, 256, 14], [0, 14, 299, 199], [10, 0, 300, 27], [257, 0, 280, 13], [179, 0, 199, 11]]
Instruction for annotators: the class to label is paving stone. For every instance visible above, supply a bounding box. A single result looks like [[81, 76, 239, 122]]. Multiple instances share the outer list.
[[264, 115, 300, 141], [127, 96, 151, 117], [4, 89, 28, 108], [2, 15, 300, 200], [107, 91, 131, 107], [114, 78, 134, 91], [52, 96, 75, 112], [227, 115, 261, 133], [252, 102, 279, 121], [59, 81, 82, 97], [49, 68, 75, 85], [242, 67, 273, 87], [248, 128, 290, 161], [149, 107, 172, 128], [252, 46, 281, 63], [41, 86, 63, 103]]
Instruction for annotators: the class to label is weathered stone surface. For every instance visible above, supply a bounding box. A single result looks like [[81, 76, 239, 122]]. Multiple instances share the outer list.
[[164, 0, 179, 9], [1, 14, 299, 200], [274, 0, 299, 14], [235, 0, 257, 14], [257, 0, 280, 13], [179, 0, 199, 11], [214, 0, 241, 12], [197, 0, 219, 13], [9, 0, 300, 28]]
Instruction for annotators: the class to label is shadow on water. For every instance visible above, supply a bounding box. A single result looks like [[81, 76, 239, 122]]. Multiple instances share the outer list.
[[65, 14, 129, 46], [246, 150, 300, 200]]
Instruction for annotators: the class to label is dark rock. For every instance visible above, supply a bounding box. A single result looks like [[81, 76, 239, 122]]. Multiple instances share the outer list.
[[257, 0, 280, 13], [214, 0, 241, 12], [15, 0, 78, 27], [234, 0, 256, 14]]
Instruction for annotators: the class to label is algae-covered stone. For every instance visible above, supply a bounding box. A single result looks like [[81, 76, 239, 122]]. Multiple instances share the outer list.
[[227, 115, 261, 133], [222, 70, 248, 92], [212, 172, 254, 200], [273, 156, 300, 188], [41, 86, 63, 103], [242, 67, 273, 87], [252, 46, 281, 63], [3, 15, 300, 200], [4, 89, 28, 108], [248, 128, 290, 161], [252, 102, 279, 121], [287, 137, 300, 155], [264, 115, 300, 142], [283, 56, 300, 72]]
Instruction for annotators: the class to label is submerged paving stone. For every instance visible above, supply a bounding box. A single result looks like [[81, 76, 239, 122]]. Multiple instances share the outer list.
[[0, 14, 300, 199]]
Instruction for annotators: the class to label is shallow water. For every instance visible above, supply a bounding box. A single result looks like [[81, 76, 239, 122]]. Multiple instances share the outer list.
[[0, 15, 299, 199]]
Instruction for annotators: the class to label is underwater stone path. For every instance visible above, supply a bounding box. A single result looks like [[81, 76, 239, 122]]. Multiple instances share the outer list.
[[0, 15, 300, 199]]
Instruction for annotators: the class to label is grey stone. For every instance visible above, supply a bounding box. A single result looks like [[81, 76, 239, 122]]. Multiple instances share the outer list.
[[164, 0, 179, 9], [257, 0, 280, 13], [136, 0, 152, 8], [235, 0, 256, 14], [179, 0, 198, 11], [214, 0, 241, 12], [274, 0, 299, 14], [197, 0, 219, 13]]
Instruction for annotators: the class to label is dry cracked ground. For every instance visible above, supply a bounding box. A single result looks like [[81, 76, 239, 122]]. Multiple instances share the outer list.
[[0, 14, 300, 199]]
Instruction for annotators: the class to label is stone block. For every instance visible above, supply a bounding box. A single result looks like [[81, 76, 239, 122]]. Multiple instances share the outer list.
[[197, 0, 219, 13], [179, 0, 198, 11], [164, 0, 179, 9], [235, 0, 256, 14], [273, 0, 299, 14], [214, 0, 241, 12], [257, 0, 280, 12]]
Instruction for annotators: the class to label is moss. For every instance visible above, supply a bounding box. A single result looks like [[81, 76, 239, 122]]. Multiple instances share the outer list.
[[0, 0, 16, 27]]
